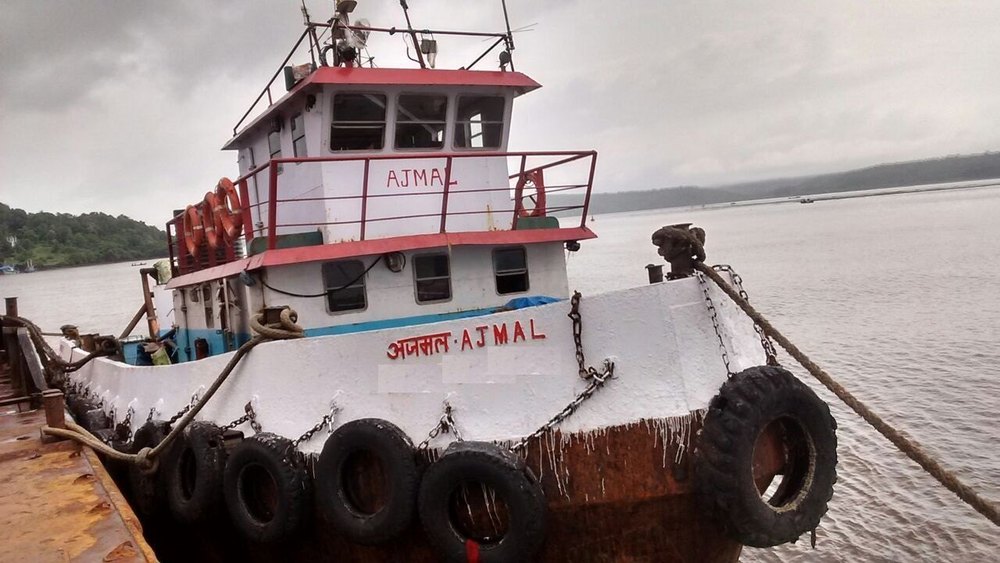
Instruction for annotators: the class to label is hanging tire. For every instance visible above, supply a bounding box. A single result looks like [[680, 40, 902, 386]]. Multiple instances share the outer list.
[[82, 408, 111, 432], [315, 418, 419, 545], [166, 422, 227, 524], [695, 365, 838, 547], [223, 432, 311, 543], [418, 441, 547, 563], [127, 420, 173, 517]]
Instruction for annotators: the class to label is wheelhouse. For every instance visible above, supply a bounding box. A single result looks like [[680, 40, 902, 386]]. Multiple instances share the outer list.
[[154, 12, 598, 364]]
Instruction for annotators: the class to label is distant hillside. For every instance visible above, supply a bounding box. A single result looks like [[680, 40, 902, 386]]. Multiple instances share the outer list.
[[0, 203, 166, 269], [558, 152, 1000, 214]]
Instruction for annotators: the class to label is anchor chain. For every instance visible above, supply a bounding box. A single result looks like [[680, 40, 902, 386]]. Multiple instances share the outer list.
[[696, 271, 734, 377], [418, 402, 463, 450], [712, 264, 779, 365], [510, 291, 616, 452], [293, 402, 340, 447], [223, 401, 263, 434], [511, 359, 615, 452]]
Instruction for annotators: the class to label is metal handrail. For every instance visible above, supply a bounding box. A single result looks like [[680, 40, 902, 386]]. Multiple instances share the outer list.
[[168, 150, 597, 275]]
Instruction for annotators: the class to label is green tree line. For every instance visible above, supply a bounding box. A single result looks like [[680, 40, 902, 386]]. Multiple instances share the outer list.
[[0, 203, 166, 269]]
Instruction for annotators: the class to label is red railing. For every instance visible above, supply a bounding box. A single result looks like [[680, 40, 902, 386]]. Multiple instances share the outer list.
[[167, 150, 596, 276]]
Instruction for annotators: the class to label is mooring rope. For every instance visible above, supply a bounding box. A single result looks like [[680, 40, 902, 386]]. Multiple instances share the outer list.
[[694, 261, 1000, 528], [40, 308, 304, 472]]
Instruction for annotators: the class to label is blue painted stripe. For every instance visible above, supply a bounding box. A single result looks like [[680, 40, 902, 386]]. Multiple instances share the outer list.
[[304, 306, 500, 337], [304, 296, 562, 337], [168, 296, 561, 362]]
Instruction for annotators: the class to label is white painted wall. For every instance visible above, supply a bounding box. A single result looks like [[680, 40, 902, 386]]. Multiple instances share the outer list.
[[232, 84, 516, 242], [252, 241, 570, 331], [67, 274, 768, 454]]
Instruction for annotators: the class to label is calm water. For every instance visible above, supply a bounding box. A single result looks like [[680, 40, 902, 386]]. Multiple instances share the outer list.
[[2, 186, 998, 561]]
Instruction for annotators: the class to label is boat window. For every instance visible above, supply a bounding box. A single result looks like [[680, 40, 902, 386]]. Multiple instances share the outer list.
[[395, 94, 447, 150], [331, 93, 386, 151], [454, 95, 504, 149], [493, 247, 529, 294], [291, 113, 307, 157], [268, 130, 283, 174], [322, 260, 368, 312], [413, 253, 451, 303]]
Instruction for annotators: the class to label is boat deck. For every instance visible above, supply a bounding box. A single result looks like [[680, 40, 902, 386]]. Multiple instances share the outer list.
[[0, 372, 156, 563]]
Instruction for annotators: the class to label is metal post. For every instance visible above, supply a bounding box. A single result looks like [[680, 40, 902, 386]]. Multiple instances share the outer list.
[[268, 162, 279, 250], [42, 389, 64, 424], [5, 297, 18, 318], [439, 157, 453, 233], [360, 159, 370, 240], [139, 268, 159, 339]]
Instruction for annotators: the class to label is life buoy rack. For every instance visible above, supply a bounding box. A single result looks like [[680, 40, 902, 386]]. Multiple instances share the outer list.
[[182, 205, 205, 257], [214, 177, 243, 241], [223, 432, 312, 543], [418, 441, 547, 563], [201, 192, 222, 250], [694, 365, 838, 547], [316, 418, 420, 545], [515, 169, 547, 218], [166, 422, 227, 524]]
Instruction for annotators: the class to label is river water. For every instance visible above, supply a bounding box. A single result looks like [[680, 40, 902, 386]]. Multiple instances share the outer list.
[[2, 186, 998, 562]]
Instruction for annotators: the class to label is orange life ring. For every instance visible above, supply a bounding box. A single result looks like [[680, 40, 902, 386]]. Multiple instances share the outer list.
[[515, 169, 546, 218], [202, 192, 221, 249], [214, 177, 243, 241], [182, 205, 204, 256]]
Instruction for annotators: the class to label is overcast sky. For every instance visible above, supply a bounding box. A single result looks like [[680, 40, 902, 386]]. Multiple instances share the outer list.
[[2, 0, 999, 227]]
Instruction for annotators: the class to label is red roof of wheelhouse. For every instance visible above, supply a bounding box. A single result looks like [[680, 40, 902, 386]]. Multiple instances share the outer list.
[[223, 67, 541, 150]]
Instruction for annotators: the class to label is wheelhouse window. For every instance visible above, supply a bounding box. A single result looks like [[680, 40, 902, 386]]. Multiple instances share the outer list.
[[413, 253, 451, 303], [493, 247, 529, 294], [267, 130, 283, 174], [322, 260, 367, 312], [395, 94, 447, 149], [330, 93, 386, 151], [291, 113, 307, 157], [454, 95, 505, 149]]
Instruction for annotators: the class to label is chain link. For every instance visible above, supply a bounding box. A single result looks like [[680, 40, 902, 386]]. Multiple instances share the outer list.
[[511, 359, 615, 452], [293, 402, 340, 447], [712, 264, 779, 365], [418, 402, 463, 450], [223, 401, 262, 433], [118, 407, 135, 443], [508, 291, 616, 452], [696, 271, 734, 377]]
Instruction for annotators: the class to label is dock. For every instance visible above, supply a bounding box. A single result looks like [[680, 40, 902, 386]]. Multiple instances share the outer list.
[[1, 297, 156, 563]]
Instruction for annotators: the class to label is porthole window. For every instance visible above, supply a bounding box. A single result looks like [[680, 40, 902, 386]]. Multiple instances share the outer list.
[[322, 260, 367, 312], [493, 247, 529, 294], [454, 95, 505, 149], [395, 94, 447, 149], [330, 93, 387, 151], [413, 253, 451, 303]]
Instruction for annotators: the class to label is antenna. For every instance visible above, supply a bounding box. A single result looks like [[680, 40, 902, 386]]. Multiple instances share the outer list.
[[501, 0, 515, 71], [399, 1, 427, 69]]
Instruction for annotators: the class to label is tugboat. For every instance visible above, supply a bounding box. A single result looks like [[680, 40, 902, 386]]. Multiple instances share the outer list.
[[58, 2, 837, 561]]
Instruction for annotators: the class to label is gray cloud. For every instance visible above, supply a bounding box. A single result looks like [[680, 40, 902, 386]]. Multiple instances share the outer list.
[[2, 0, 999, 227]]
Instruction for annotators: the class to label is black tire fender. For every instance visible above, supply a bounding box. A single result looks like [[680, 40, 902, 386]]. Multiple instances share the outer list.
[[223, 432, 311, 543], [418, 441, 547, 563], [316, 418, 419, 545], [127, 420, 173, 517], [695, 365, 838, 547], [166, 422, 227, 524]]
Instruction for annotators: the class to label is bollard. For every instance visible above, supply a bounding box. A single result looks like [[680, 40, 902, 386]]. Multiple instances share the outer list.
[[41, 389, 67, 443], [5, 297, 18, 318], [645, 264, 664, 284]]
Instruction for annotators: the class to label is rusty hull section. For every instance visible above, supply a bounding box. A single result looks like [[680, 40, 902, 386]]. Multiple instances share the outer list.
[[0, 377, 156, 562], [144, 414, 747, 563]]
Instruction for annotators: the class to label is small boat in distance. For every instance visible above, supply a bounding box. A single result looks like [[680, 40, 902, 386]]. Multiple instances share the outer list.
[[800, 197, 815, 204]]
